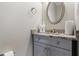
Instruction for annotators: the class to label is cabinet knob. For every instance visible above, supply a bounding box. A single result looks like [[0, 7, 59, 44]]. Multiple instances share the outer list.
[[49, 36, 53, 38], [56, 41, 60, 45]]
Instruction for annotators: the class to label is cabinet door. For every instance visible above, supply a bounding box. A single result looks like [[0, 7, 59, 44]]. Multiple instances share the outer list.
[[47, 46, 72, 56], [34, 35, 72, 51], [34, 44, 48, 56]]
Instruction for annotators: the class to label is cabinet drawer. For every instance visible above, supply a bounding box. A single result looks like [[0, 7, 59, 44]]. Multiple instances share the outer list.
[[33, 35, 72, 50], [49, 38, 72, 50], [33, 35, 49, 42]]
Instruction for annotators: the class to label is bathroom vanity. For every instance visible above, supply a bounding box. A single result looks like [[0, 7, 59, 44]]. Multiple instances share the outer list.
[[32, 31, 78, 56], [31, 2, 77, 56]]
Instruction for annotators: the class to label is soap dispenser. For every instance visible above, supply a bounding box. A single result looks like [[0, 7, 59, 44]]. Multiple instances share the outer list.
[[38, 23, 45, 33]]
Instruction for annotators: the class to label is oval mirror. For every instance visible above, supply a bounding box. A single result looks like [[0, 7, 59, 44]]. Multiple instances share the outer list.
[[47, 2, 65, 24]]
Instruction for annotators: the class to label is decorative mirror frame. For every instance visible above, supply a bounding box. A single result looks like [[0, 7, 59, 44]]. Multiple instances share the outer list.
[[47, 2, 65, 24]]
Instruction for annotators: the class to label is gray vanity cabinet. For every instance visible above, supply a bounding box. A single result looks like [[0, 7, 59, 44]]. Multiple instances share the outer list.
[[33, 35, 72, 56]]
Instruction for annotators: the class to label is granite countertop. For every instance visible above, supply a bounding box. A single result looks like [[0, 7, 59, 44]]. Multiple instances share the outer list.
[[32, 31, 77, 41]]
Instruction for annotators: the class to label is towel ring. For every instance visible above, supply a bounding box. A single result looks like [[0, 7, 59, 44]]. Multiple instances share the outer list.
[[31, 8, 37, 15]]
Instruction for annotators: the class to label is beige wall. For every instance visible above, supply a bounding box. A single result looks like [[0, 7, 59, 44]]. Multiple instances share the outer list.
[[42, 2, 74, 30], [75, 2, 79, 30], [0, 2, 42, 56]]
